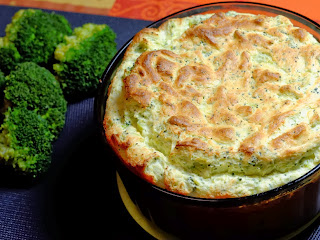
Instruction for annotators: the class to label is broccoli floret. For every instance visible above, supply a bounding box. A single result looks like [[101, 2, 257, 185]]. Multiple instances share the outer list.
[[5, 9, 72, 67], [4, 62, 67, 138], [0, 107, 53, 178], [53, 23, 117, 101], [0, 37, 21, 75]]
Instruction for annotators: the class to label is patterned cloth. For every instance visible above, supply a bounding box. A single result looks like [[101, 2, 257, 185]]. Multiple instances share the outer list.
[[0, 0, 320, 22]]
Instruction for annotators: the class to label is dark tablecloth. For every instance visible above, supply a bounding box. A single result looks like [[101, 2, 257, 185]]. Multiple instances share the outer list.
[[0, 4, 320, 240]]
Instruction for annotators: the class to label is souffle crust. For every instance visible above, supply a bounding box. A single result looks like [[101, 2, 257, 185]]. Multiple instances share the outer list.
[[104, 11, 320, 198]]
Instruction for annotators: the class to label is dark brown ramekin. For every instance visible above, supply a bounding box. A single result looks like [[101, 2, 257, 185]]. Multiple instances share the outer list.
[[95, 2, 320, 239]]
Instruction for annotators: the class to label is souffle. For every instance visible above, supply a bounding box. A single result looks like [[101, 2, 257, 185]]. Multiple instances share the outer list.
[[104, 11, 320, 198]]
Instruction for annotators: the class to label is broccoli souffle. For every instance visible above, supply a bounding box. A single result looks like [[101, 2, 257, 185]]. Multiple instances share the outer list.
[[104, 11, 320, 198]]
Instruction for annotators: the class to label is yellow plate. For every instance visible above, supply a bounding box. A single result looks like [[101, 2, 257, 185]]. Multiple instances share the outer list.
[[116, 172, 177, 239]]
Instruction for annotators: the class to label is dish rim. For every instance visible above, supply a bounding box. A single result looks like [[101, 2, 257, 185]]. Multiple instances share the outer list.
[[95, 1, 320, 206]]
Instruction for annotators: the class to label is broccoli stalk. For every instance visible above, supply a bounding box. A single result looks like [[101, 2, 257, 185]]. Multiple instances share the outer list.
[[53, 23, 117, 101], [4, 62, 67, 138], [5, 9, 72, 68], [0, 107, 53, 178]]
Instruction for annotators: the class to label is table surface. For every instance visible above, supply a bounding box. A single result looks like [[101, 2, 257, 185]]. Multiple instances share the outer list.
[[0, 2, 320, 239]]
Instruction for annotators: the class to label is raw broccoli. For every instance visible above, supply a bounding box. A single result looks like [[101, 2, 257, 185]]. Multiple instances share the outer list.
[[0, 107, 53, 178], [5, 9, 72, 67], [53, 23, 117, 101], [4, 62, 67, 138], [0, 37, 21, 75]]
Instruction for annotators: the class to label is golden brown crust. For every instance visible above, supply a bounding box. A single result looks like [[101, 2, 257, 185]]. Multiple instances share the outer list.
[[271, 124, 307, 149], [104, 11, 320, 198], [291, 28, 307, 42], [176, 138, 209, 151]]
